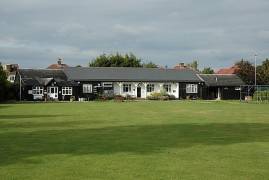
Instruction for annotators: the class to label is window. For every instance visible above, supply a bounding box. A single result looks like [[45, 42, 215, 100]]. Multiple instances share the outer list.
[[163, 84, 172, 93], [186, 84, 198, 94], [62, 87, 72, 95], [48, 88, 54, 93], [147, 84, 155, 92], [83, 84, 92, 93], [8, 75, 15, 81], [32, 87, 44, 95], [123, 84, 131, 92], [235, 87, 241, 91], [102, 82, 113, 87]]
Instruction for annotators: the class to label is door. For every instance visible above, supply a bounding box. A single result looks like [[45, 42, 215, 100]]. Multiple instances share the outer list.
[[47, 87, 58, 99], [137, 87, 141, 98]]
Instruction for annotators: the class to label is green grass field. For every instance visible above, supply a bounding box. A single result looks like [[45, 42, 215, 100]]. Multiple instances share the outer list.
[[0, 101, 269, 180]]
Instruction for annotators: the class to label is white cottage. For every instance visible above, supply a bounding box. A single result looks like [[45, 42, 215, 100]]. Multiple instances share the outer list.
[[63, 67, 203, 99]]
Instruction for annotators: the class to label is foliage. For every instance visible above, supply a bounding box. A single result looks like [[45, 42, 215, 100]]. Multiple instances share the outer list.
[[201, 67, 214, 74], [187, 60, 198, 71], [89, 53, 158, 68], [147, 91, 175, 100], [257, 59, 269, 85], [89, 53, 141, 67], [147, 92, 165, 100], [0, 63, 10, 102], [143, 61, 158, 68], [235, 59, 255, 85], [113, 95, 125, 102]]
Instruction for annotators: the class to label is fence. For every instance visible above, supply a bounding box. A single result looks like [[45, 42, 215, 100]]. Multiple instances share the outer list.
[[240, 85, 269, 102]]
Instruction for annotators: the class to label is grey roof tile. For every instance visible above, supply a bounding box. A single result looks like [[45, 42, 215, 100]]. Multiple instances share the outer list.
[[198, 74, 245, 87], [64, 67, 202, 82]]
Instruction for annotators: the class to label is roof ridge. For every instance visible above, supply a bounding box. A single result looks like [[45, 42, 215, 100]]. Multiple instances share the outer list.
[[67, 66, 194, 71], [200, 74, 236, 76]]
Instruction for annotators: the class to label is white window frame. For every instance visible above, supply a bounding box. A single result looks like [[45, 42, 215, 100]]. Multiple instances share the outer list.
[[102, 82, 113, 88], [163, 84, 172, 93], [8, 75, 15, 82], [235, 87, 241, 91], [123, 84, 131, 93], [32, 87, 44, 95], [186, 84, 198, 94], [62, 87, 72, 95], [83, 84, 92, 93], [147, 84, 155, 92]]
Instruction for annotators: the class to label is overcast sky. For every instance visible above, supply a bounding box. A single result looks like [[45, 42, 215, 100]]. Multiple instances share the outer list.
[[0, 0, 268, 69]]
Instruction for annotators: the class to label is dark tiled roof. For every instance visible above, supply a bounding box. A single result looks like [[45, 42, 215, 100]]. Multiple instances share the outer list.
[[198, 74, 245, 87], [18, 69, 73, 86], [64, 67, 202, 82], [19, 69, 67, 80]]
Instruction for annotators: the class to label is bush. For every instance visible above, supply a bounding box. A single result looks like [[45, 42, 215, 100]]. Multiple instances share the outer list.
[[125, 94, 135, 100], [147, 92, 171, 101], [147, 92, 161, 100], [168, 95, 176, 100], [114, 95, 125, 102]]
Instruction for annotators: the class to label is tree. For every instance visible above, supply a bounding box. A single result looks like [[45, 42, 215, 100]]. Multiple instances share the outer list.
[[187, 60, 198, 71], [235, 59, 255, 85], [201, 67, 214, 74], [257, 58, 269, 85], [89, 53, 143, 67], [143, 61, 158, 68], [0, 63, 8, 101]]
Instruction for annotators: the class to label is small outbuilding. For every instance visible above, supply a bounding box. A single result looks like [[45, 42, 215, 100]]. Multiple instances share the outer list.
[[16, 69, 78, 101], [198, 74, 245, 100]]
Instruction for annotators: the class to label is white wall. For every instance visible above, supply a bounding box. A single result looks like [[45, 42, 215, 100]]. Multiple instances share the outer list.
[[113, 82, 179, 98]]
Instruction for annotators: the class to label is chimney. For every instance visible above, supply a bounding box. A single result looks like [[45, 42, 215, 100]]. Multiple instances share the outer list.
[[57, 58, 63, 65], [174, 63, 187, 69]]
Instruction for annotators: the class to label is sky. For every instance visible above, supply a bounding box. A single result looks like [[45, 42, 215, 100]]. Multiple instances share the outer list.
[[0, 0, 269, 69]]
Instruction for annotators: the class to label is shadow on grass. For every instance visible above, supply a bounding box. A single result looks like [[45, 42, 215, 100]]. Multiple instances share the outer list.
[[0, 115, 68, 120], [1, 123, 269, 166], [0, 105, 11, 110]]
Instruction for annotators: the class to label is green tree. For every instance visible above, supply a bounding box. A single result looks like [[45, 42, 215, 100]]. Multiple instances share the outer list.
[[235, 59, 255, 85], [89, 53, 143, 67], [201, 67, 214, 74], [0, 63, 8, 101], [143, 61, 158, 68], [257, 58, 269, 85], [187, 60, 198, 71]]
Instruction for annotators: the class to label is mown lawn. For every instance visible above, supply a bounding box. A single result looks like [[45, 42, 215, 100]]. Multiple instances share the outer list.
[[0, 101, 269, 180]]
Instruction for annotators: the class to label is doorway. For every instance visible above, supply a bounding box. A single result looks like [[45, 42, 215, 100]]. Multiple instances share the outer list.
[[137, 87, 141, 98], [47, 87, 58, 100]]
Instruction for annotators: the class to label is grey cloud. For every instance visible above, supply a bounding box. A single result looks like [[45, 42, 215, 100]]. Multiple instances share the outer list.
[[0, 0, 268, 69]]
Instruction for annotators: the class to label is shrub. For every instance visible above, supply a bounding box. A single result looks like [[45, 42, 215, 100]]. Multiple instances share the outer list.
[[159, 95, 169, 101], [125, 94, 135, 100], [114, 95, 125, 102], [168, 95, 176, 100], [147, 91, 171, 100], [147, 92, 161, 100]]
